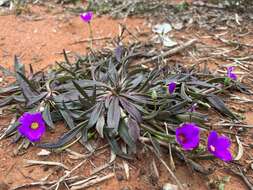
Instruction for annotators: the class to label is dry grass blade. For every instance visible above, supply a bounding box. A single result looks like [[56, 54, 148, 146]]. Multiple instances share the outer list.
[[69, 176, 97, 187], [10, 176, 78, 190], [234, 136, 244, 161], [138, 39, 197, 65], [230, 167, 253, 190], [50, 159, 87, 190], [158, 157, 185, 190], [91, 163, 111, 175], [70, 173, 115, 190], [24, 159, 69, 170], [144, 142, 185, 190], [152, 159, 159, 178]]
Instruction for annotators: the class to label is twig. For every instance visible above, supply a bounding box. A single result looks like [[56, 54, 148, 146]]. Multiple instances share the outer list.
[[25, 159, 69, 170], [49, 159, 87, 190], [10, 176, 78, 190], [69, 176, 97, 187], [138, 39, 197, 65], [91, 163, 111, 175], [139, 136, 170, 148], [70, 173, 115, 190], [213, 123, 253, 128], [229, 167, 253, 190], [140, 138, 185, 190], [155, 152, 185, 190], [230, 95, 253, 104]]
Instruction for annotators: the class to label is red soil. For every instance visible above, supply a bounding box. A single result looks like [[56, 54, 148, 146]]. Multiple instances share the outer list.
[[0, 1, 252, 190]]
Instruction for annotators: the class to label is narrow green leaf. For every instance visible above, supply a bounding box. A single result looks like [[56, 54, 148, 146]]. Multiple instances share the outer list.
[[180, 82, 192, 102], [56, 61, 75, 76], [105, 132, 133, 160], [38, 125, 83, 149], [88, 102, 104, 127], [3, 121, 20, 138], [59, 104, 75, 129], [14, 57, 38, 102], [107, 96, 120, 132], [119, 96, 142, 123], [206, 94, 237, 119], [108, 59, 118, 86], [126, 118, 140, 143], [0, 96, 13, 107], [42, 104, 54, 129], [119, 120, 136, 151], [63, 49, 71, 65], [27, 92, 47, 107], [72, 80, 92, 105]]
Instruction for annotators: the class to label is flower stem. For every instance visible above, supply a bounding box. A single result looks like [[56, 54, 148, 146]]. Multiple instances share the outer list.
[[88, 22, 93, 49]]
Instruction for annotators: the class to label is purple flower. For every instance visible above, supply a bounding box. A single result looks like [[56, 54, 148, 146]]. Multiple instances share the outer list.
[[168, 82, 176, 94], [207, 131, 233, 162], [227, 66, 237, 80], [80, 11, 93, 23], [18, 112, 46, 142], [176, 123, 200, 150]]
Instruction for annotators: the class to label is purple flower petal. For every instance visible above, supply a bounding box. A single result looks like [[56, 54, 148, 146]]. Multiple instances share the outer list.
[[228, 73, 237, 80], [80, 11, 93, 23], [18, 112, 46, 142], [168, 82, 176, 94], [207, 131, 233, 162], [227, 66, 234, 73], [227, 66, 237, 80], [176, 123, 200, 150]]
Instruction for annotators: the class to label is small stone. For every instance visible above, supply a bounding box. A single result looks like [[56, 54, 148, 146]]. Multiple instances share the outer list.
[[163, 183, 178, 190], [37, 149, 51, 156], [152, 23, 172, 34], [120, 187, 131, 190]]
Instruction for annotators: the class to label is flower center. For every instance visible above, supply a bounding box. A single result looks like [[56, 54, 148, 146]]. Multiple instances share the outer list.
[[30, 122, 39, 130], [210, 145, 216, 152], [179, 134, 187, 143]]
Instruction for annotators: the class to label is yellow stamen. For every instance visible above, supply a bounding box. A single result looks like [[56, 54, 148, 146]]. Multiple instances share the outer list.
[[31, 122, 39, 130], [210, 145, 216, 152]]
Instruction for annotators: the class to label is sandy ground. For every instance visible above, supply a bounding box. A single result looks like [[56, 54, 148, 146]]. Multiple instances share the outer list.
[[0, 1, 253, 190]]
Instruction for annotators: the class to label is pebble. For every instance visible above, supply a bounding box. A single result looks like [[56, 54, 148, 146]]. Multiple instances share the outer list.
[[163, 183, 178, 190]]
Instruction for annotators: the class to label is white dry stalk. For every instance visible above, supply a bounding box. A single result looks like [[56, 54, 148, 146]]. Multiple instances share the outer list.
[[70, 173, 115, 190], [69, 175, 97, 187], [152, 159, 159, 178], [91, 163, 111, 176], [230, 95, 253, 103], [234, 136, 244, 161], [49, 159, 87, 190], [213, 121, 253, 128], [121, 144, 130, 180], [25, 159, 69, 170], [158, 156, 185, 190], [138, 39, 197, 65]]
